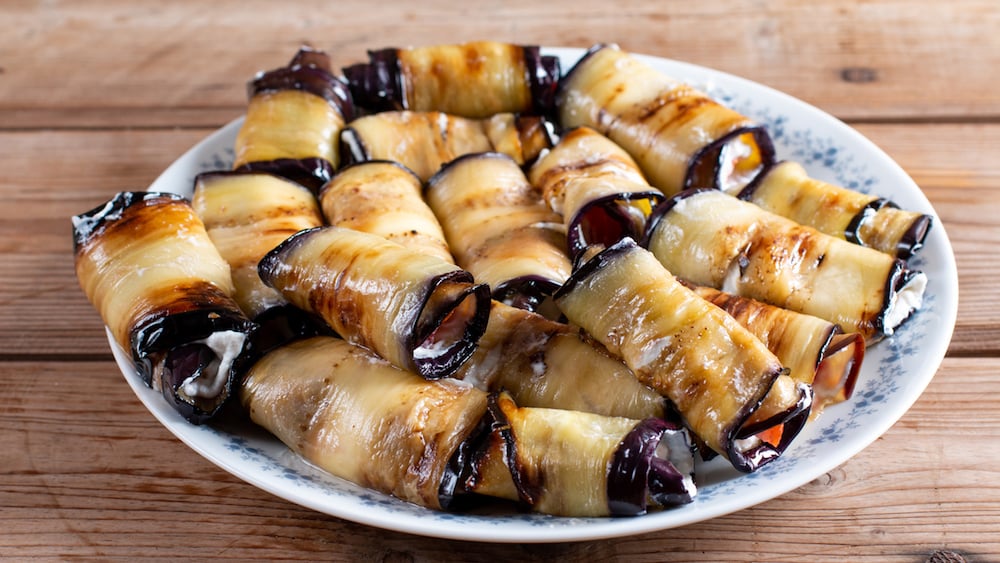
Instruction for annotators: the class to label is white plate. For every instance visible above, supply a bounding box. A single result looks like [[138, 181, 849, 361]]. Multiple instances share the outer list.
[[112, 47, 958, 543]]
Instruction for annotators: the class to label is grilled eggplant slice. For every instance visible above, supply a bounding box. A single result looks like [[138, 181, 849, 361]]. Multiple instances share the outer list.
[[340, 111, 556, 181], [242, 337, 695, 515], [73, 191, 254, 423], [528, 126, 664, 258], [558, 44, 774, 196], [553, 238, 811, 473], [343, 41, 559, 117], [426, 152, 571, 312], [258, 226, 490, 379], [192, 171, 324, 318], [454, 301, 666, 420], [233, 47, 353, 192], [740, 160, 932, 260], [689, 284, 864, 413], [192, 171, 329, 358], [241, 336, 490, 510], [464, 392, 695, 516], [644, 189, 927, 342], [319, 160, 454, 264]]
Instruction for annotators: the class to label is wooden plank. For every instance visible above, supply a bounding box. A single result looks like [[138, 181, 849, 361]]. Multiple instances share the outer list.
[[1, 358, 997, 560], [0, 123, 996, 357], [856, 123, 1000, 355], [1, 0, 998, 129], [0, 129, 214, 359]]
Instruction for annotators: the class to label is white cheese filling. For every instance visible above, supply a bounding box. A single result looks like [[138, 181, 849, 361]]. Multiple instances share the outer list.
[[180, 330, 247, 400], [882, 271, 927, 336], [718, 138, 754, 194], [659, 439, 697, 496]]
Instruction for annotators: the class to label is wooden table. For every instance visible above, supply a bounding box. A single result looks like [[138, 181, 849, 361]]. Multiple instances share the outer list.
[[3, 1, 998, 560]]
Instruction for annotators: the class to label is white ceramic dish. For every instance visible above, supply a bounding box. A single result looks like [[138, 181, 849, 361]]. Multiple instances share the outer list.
[[111, 47, 958, 543]]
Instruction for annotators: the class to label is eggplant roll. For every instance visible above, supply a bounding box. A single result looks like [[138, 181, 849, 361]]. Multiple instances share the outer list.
[[465, 392, 695, 516], [558, 44, 775, 196], [340, 110, 556, 182], [528, 126, 664, 258], [343, 41, 560, 118], [454, 301, 666, 420], [426, 153, 572, 311], [319, 160, 454, 264], [192, 170, 324, 318], [644, 189, 927, 342], [241, 336, 490, 510], [192, 171, 329, 358], [73, 191, 254, 423], [740, 161, 933, 260], [553, 239, 812, 473], [689, 284, 864, 413], [233, 46, 353, 192], [258, 226, 490, 379], [242, 337, 694, 516]]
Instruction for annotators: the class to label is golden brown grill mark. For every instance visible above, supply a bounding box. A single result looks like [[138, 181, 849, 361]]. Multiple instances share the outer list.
[[140, 281, 237, 317], [650, 96, 713, 134]]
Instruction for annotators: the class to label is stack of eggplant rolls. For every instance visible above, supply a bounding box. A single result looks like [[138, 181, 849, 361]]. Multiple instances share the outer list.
[[73, 41, 930, 518]]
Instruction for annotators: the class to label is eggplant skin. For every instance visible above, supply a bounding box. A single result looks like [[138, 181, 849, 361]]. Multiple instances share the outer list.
[[233, 158, 335, 195], [249, 46, 353, 122], [606, 417, 695, 515]]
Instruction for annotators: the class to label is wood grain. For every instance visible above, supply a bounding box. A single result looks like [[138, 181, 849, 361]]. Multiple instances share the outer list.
[[2, 0, 999, 129], [2, 358, 997, 561]]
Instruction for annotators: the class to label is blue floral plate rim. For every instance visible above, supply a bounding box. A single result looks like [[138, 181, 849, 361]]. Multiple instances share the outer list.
[[111, 47, 958, 543]]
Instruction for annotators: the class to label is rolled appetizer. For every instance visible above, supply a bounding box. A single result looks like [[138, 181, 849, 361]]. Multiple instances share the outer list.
[[454, 300, 666, 420], [241, 336, 489, 510], [340, 110, 556, 181], [258, 226, 490, 379], [558, 44, 775, 196], [528, 126, 664, 258], [466, 392, 695, 516], [192, 170, 324, 318], [319, 160, 454, 264], [192, 171, 329, 357], [426, 152, 572, 312], [233, 46, 353, 192], [740, 160, 933, 260], [343, 41, 560, 118], [73, 191, 254, 423], [553, 238, 812, 473], [241, 336, 696, 516], [688, 284, 864, 413], [644, 189, 927, 342]]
